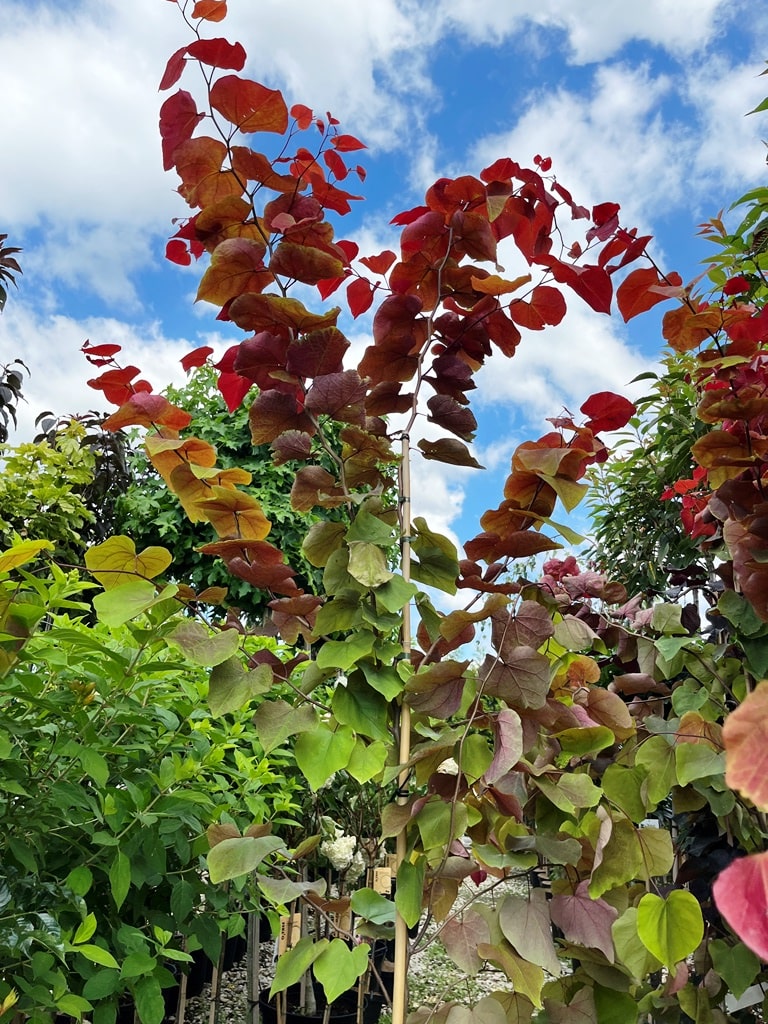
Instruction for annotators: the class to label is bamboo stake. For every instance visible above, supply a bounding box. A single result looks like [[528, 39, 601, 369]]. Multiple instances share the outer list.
[[247, 908, 260, 1024], [391, 432, 413, 1024]]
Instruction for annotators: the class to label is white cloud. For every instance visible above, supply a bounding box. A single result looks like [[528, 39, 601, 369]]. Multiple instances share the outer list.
[[435, 0, 735, 63], [474, 303, 651, 424], [0, 302, 192, 439]]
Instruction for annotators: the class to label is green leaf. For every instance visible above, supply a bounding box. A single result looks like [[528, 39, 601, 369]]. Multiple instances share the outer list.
[[612, 907, 662, 982], [83, 969, 121, 1000], [709, 939, 761, 999], [350, 888, 396, 925], [207, 835, 284, 884], [316, 632, 375, 672], [208, 658, 273, 716], [252, 699, 318, 754], [120, 951, 157, 978], [332, 677, 389, 742], [636, 890, 704, 968], [593, 985, 639, 1024], [73, 913, 97, 945], [258, 876, 325, 906], [416, 799, 468, 852], [314, 592, 365, 634], [313, 939, 370, 1003], [133, 974, 166, 1024], [295, 724, 356, 790], [675, 744, 725, 786], [168, 620, 241, 666], [374, 573, 417, 614], [109, 850, 130, 911], [66, 865, 93, 897], [77, 746, 109, 788], [601, 763, 650, 822], [346, 509, 396, 546], [56, 994, 93, 1019], [76, 944, 120, 969], [346, 738, 387, 783], [635, 735, 677, 805], [395, 858, 426, 928], [302, 521, 346, 566], [651, 604, 687, 636], [410, 517, 459, 595], [270, 937, 328, 997], [93, 581, 177, 626], [359, 660, 403, 700]]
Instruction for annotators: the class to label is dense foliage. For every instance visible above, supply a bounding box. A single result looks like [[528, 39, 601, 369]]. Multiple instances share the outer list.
[[4, 3, 768, 1024]]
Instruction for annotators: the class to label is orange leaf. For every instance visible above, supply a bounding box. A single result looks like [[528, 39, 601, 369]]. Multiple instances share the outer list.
[[197, 238, 271, 305], [616, 266, 678, 323], [470, 273, 531, 297], [192, 0, 227, 21], [85, 536, 172, 589], [197, 485, 272, 540], [662, 305, 721, 353], [209, 75, 288, 134], [268, 241, 345, 286], [146, 433, 217, 487], [228, 292, 340, 335], [103, 393, 192, 432]]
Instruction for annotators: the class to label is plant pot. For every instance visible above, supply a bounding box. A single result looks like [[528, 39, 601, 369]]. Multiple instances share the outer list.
[[259, 986, 383, 1024]]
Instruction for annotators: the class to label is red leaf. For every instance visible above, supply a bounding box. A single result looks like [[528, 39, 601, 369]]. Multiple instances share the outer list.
[[217, 371, 252, 412], [316, 276, 345, 300], [186, 38, 246, 71], [336, 239, 358, 262], [192, 0, 228, 21], [291, 103, 313, 130], [88, 366, 152, 405], [360, 250, 397, 276], [713, 853, 768, 960], [508, 285, 566, 330], [81, 342, 122, 362], [159, 45, 188, 92], [209, 76, 288, 134], [724, 274, 751, 296], [332, 133, 367, 152], [181, 346, 214, 372], [347, 277, 375, 319], [616, 266, 682, 323], [323, 149, 348, 181], [159, 90, 204, 171], [537, 256, 613, 315], [390, 205, 430, 227], [580, 391, 635, 433], [166, 239, 191, 265]]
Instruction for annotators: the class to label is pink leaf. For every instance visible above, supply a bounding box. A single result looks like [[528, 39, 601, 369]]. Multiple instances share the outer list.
[[550, 881, 618, 962], [713, 853, 768, 960]]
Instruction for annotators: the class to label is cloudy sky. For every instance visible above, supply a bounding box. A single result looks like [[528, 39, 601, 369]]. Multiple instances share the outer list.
[[1, 0, 766, 550]]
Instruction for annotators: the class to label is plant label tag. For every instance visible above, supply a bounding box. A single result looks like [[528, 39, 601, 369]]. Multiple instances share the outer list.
[[278, 913, 301, 953], [372, 867, 392, 894], [329, 907, 353, 934]]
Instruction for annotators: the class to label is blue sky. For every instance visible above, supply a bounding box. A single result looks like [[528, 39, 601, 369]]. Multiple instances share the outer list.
[[1, 0, 766, 558]]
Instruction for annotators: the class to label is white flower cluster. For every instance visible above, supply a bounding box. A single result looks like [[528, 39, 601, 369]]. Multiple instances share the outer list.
[[320, 830, 365, 882]]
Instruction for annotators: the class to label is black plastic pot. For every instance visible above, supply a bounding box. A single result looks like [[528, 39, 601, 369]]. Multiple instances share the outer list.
[[259, 986, 383, 1024]]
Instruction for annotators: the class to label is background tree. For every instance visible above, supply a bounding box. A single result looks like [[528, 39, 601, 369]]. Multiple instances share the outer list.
[[587, 351, 716, 603], [113, 364, 333, 621]]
